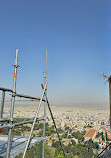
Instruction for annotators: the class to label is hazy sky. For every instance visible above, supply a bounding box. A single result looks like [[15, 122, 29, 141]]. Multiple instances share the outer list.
[[0, 0, 110, 107]]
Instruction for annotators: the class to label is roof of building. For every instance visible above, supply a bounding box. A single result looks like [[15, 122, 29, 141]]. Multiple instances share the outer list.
[[101, 140, 106, 143], [0, 135, 43, 157], [84, 129, 96, 138]]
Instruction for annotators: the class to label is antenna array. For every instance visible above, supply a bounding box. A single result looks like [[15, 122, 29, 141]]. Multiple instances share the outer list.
[[0, 50, 66, 158]]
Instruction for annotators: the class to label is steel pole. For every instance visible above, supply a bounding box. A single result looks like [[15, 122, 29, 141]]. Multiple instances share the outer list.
[[0, 91, 5, 118], [42, 51, 47, 158], [0, 87, 13, 92], [22, 85, 46, 158], [42, 97, 46, 158], [6, 49, 19, 158]]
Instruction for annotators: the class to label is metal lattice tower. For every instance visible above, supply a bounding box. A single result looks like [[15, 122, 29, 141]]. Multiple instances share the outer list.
[[0, 50, 66, 158]]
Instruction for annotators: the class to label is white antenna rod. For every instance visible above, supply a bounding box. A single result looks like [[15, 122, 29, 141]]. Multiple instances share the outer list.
[[45, 50, 47, 85]]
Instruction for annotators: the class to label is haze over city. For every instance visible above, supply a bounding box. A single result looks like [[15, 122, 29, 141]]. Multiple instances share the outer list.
[[0, 0, 110, 108]]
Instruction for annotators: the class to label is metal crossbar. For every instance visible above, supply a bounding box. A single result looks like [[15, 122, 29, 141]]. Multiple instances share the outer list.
[[0, 87, 13, 92], [0, 117, 44, 129], [14, 93, 45, 101]]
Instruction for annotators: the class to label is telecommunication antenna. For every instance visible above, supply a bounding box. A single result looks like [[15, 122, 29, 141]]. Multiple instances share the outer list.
[[42, 50, 47, 158], [0, 50, 66, 158], [44, 50, 47, 85], [22, 51, 66, 158]]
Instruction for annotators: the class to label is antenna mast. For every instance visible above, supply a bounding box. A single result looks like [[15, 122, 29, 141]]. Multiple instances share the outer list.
[[44, 50, 47, 86], [42, 50, 47, 158]]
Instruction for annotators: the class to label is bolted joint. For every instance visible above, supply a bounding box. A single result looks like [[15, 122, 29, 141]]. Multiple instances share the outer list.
[[12, 64, 20, 68]]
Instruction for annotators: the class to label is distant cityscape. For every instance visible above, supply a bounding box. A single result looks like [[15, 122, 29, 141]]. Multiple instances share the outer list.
[[3, 102, 110, 152]]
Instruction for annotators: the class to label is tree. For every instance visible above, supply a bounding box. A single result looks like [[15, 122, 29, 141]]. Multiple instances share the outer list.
[[68, 135, 72, 139], [55, 155, 64, 158], [62, 133, 67, 138], [71, 140, 76, 146], [16, 142, 55, 158], [72, 131, 85, 143], [74, 156, 78, 158], [45, 142, 55, 158], [64, 144, 72, 153], [102, 131, 105, 141], [106, 131, 108, 141], [65, 126, 70, 131], [96, 132, 102, 138], [52, 141, 60, 148]]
